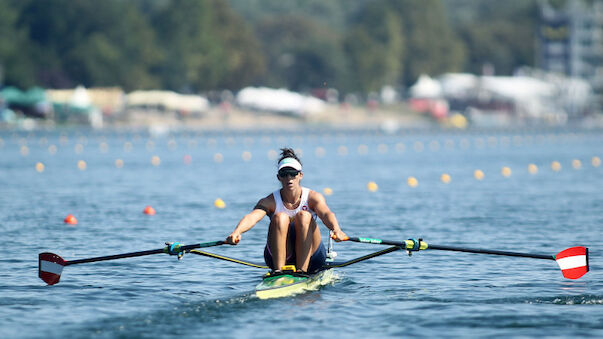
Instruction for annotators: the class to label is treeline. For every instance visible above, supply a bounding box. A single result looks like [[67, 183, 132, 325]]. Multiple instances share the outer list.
[[0, 0, 537, 95]]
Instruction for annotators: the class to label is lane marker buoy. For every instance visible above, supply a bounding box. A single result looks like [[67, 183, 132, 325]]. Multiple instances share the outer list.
[[367, 181, 378, 192], [572, 159, 582, 170], [474, 169, 485, 180], [214, 198, 226, 209], [74, 144, 84, 154], [143, 206, 156, 215], [99, 142, 109, 153], [501, 167, 512, 177], [20, 145, 29, 156], [64, 214, 77, 225], [267, 150, 278, 160], [123, 142, 133, 152], [315, 147, 326, 157]]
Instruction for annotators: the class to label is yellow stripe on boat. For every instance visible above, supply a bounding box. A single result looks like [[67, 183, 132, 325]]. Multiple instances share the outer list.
[[255, 269, 335, 299]]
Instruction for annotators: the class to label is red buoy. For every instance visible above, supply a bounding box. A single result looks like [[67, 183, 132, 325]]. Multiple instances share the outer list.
[[64, 214, 77, 225], [143, 206, 156, 215]]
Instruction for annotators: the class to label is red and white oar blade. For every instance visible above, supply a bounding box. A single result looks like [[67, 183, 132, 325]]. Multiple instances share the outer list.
[[555, 247, 589, 279], [39, 252, 66, 285]]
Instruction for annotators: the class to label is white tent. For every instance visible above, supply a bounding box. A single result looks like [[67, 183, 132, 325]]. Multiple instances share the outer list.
[[71, 85, 91, 108], [438, 73, 478, 98], [236, 87, 325, 116], [409, 74, 442, 98], [126, 90, 209, 113]]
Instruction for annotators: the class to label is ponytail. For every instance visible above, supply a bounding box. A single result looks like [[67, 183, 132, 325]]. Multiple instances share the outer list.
[[278, 147, 302, 165]]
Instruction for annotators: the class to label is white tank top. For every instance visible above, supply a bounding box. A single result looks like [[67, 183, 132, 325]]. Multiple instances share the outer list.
[[272, 187, 317, 222]]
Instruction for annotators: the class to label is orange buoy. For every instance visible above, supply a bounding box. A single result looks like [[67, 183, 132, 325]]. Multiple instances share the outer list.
[[64, 214, 77, 225], [143, 205, 156, 215]]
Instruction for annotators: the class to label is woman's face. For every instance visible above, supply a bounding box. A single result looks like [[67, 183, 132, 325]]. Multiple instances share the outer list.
[[277, 168, 302, 188]]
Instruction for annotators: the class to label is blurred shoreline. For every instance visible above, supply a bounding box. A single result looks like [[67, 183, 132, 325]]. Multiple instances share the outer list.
[[120, 105, 433, 131], [3, 102, 603, 133]]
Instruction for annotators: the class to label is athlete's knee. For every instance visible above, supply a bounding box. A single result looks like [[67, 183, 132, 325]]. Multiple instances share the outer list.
[[271, 213, 290, 230], [295, 210, 313, 222], [294, 211, 314, 230]]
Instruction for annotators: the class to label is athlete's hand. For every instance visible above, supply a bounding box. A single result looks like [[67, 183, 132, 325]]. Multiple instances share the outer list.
[[225, 232, 241, 245], [331, 229, 348, 242]]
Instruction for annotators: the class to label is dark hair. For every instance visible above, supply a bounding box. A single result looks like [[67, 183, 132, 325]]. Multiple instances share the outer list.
[[278, 147, 302, 165]]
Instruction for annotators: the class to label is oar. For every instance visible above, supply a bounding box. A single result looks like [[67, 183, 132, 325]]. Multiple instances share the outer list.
[[188, 249, 269, 269], [38, 241, 224, 285], [343, 236, 589, 280]]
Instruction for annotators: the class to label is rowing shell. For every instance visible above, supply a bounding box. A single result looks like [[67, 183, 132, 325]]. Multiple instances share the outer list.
[[255, 269, 335, 299]]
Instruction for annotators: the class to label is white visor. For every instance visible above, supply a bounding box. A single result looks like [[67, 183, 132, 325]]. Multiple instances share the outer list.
[[278, 157, 302, 171]]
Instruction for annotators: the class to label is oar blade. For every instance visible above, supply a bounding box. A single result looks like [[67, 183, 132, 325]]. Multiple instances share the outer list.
[[39, 252, 66, 285], [555, 247, 589, 279]]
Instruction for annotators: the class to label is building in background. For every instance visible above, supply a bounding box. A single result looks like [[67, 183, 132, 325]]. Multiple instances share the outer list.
[[538, 0, 603, 112]]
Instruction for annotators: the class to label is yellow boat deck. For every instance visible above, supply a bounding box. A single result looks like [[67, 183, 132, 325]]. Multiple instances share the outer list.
[[255, 269, 336, 299]]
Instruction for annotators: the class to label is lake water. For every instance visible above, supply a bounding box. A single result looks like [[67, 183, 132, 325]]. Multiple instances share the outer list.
[[1, 127, 602, 338]]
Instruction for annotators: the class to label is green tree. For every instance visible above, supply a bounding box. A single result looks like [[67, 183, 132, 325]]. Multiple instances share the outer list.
[[391, 0, 465, 85], [152, 0, 265, 92], [254, 14, 346, 91], [0, 0, 547, 95], [0, 0, 35, 87], [229, 0, 370, 33], [208, 0, 266, 90], [344, 3, 404, 93], [17, 0, 160, 90], [65, 1, 161, 90], [343, 0, 465, 92], [445, 0, 537, 75]]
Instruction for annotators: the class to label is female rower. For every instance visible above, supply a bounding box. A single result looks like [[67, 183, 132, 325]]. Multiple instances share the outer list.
[[225, 147, 347, 273]]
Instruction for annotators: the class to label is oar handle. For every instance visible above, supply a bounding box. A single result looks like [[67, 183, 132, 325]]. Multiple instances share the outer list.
[[65, 241, 225, 266], [345, 237, 554, 260]]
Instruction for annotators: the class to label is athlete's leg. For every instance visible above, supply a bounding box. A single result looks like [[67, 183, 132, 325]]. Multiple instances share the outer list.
[[307, 242, 327, 273], [294, 211, 322, 272], [267, 212, 291, 270]]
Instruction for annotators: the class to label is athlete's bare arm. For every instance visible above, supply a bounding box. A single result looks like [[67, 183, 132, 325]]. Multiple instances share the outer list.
[[308, 190, 347, 241], [226, 194, 275, 244]]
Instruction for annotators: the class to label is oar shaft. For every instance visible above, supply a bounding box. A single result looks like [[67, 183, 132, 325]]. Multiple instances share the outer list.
[[346, 237, 554, 261], [65, 241, 224, 266], [427, 244, 554, 260], [66, 248, 164, 265], [325, 246, 402, 268]]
